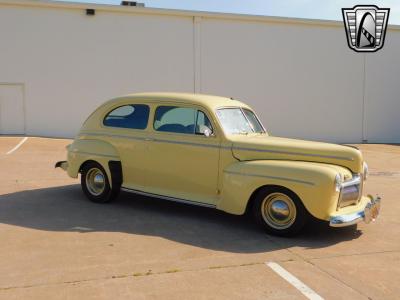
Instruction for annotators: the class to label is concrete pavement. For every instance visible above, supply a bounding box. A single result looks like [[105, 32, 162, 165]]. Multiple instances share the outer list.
[[0, 137, 399, 299]]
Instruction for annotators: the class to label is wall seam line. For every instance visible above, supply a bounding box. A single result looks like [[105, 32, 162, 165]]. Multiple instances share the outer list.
[[362, 53, 367, 143], [193, 16, 202, 94]]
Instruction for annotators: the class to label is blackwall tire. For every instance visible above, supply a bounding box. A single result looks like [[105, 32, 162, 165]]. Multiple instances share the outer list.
[[81, 161, 119, 203]]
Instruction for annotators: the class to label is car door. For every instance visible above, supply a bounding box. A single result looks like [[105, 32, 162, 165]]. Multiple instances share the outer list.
[[102, 103, 150, 191], [144, 104, 220, 205]]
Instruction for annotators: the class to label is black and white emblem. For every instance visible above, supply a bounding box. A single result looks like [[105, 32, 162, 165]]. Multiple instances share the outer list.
[[342, 5, 390, 52]]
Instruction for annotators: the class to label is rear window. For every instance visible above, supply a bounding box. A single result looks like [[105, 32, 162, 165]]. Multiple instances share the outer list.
[[103, 104, 149, 130]]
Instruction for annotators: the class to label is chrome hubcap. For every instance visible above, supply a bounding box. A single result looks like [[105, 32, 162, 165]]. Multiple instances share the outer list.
[[261, 192, 296, 229], [86, 168, 105, 196]]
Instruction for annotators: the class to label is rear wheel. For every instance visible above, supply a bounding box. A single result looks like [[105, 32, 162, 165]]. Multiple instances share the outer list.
[[252, 186, 308, 236], [81, 161, 119, 203]]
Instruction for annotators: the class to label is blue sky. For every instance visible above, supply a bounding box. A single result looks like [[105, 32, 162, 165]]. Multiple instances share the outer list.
[[58, 0, 399, 24]]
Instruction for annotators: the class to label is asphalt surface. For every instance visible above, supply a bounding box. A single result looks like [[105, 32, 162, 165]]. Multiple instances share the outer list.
[[0, 137, 399, 299]]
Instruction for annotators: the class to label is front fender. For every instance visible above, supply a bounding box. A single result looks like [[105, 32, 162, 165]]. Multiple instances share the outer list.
[[66, 139, 120, 183], [218, 160, 351, 220]]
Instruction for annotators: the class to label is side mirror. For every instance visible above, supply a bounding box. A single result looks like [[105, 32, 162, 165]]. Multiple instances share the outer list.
[[203, 128, 212, 137]]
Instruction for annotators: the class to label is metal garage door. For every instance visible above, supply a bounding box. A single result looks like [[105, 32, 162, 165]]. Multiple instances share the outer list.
[[0, 84, 25, 135]]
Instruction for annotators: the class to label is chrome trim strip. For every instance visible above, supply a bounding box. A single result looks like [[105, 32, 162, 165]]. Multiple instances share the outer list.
[[224, 170, 314, 186], [240, 107, 256, 133], [151, 138, 220, 149], [250, 110, 267, 133], [342, 144, 360, 150], [79, 132, 146, 141], [80, 132, 223, 149], [232, 146, 354, 161], [121, 187, 217, 208], [70, 150, 119, 159], [80, 132, 352, 161]]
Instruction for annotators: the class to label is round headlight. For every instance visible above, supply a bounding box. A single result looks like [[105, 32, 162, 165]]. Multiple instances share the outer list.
[[335, 174, 342, 192], [363, 162, 368, 180]]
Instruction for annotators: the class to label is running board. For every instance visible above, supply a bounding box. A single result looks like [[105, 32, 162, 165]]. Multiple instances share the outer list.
[[121, 187, 216, 209]]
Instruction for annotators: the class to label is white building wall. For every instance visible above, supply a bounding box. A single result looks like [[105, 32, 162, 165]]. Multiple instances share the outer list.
[[200, 18, 364, 143], [0, 2, 195, 137], [0, 0, 399, 142], [364, 29, 400, 143]]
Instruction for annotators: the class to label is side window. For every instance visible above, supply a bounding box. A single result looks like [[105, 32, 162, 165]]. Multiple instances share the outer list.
[[195, 110, 213, 135], [103, 104, 149, 129], [154, 106, 196, 134]]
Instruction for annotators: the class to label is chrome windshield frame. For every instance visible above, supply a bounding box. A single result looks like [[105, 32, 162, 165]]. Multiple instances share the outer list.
[[215, 106, 266, 135]]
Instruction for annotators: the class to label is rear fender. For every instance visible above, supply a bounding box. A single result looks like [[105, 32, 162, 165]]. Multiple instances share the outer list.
[[67, 139, 120, 187]]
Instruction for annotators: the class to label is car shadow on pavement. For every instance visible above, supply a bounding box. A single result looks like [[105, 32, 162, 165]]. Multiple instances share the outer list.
[[0, 184, 362, 253]]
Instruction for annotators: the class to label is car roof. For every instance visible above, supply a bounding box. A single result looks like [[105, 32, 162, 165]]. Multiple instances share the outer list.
[[108, 92, 250, 110]]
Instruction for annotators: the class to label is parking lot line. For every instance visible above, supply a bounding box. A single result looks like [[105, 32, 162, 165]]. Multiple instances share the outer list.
[[266, 262, 324, 300], [6, 137, 28, 155]]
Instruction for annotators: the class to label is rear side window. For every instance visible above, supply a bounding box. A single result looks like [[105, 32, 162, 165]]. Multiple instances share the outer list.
[[103, 104, 149, 129]]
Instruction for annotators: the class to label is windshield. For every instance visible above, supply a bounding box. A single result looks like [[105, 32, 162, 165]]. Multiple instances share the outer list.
[[216, 108, 265, 134]]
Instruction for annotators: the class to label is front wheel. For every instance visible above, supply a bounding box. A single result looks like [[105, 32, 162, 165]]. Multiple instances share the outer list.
[[252, 187, 308, 237], [81, 161, 119, 203]]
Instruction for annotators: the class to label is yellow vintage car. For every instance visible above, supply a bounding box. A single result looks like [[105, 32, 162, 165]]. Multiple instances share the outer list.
[[56, 92, 380, 236]]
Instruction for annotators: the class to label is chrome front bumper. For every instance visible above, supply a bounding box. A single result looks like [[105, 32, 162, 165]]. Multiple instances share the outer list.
[[330, 195, 381, 227]]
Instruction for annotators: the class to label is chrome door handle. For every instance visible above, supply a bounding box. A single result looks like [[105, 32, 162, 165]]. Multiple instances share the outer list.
[[145, 137, 154, 141]]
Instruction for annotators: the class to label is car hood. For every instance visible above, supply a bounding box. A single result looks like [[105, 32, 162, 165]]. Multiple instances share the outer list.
[[230, 135, 363, 173]]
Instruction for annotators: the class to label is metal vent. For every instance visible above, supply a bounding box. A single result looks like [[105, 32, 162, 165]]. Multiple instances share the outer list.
[[86, 9, 95, 16], [120, 1, 145, 7]]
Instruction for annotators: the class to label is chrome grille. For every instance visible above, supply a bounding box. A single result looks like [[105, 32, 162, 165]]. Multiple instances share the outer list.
[[338, 174, 363, 208]]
